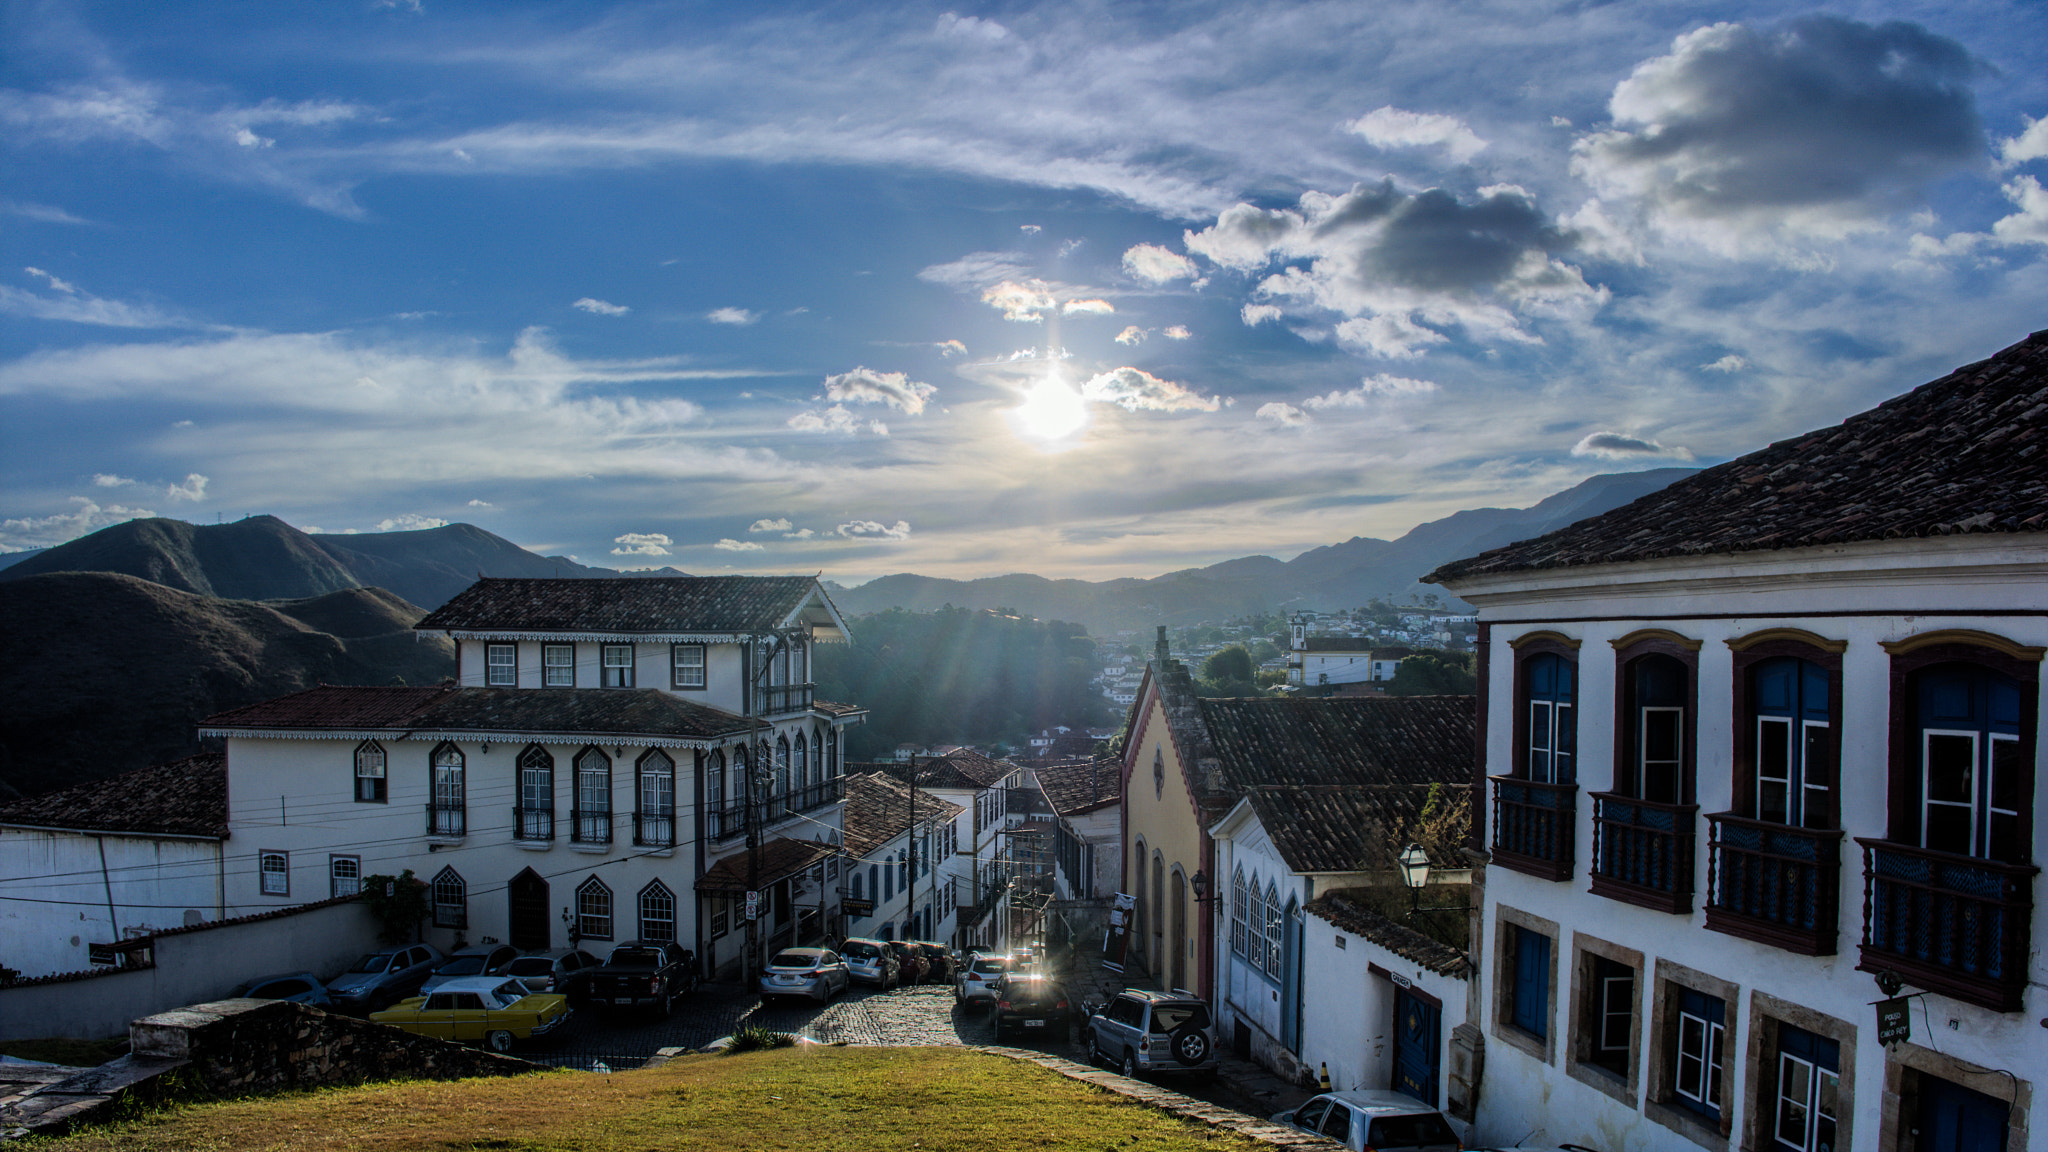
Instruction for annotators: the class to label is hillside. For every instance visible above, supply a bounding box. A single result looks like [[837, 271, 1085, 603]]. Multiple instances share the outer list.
[[0, 573, 453, 801]]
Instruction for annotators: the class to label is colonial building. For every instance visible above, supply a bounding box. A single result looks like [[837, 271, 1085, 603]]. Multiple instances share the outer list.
[[1288, 614, 1410, 687], [1427, 331, 2048, 1152], [892, 749, 1028, 954], [200, 576, 864, 981], [839, 771, 963, 944]]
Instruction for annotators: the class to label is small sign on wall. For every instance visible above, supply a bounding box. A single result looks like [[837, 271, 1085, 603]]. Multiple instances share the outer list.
[[1876, 997, 1912, 1045]]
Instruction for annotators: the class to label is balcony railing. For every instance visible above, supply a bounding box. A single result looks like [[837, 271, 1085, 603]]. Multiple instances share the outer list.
[[572, 809, 613, 845], [426, 802, 466, 838], [708, 799, 750, 843], [1590, 793, 1697, 914], [634, 810, 675, 848], [1858, 838, 2037, 1013], [513, 806, 554, 841], [1704, 813, 1841, 955], [1490, 775, 1577, 881], [758, 683, 815, 716]]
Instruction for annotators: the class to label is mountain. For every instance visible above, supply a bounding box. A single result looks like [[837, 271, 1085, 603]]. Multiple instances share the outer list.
[[827, 468, 1695, 630], [0, 572, 455, 801], [0, 515, 610, 610]]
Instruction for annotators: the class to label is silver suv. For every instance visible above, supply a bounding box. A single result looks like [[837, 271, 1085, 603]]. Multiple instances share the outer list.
[[1086, 989, 1217, 1080]]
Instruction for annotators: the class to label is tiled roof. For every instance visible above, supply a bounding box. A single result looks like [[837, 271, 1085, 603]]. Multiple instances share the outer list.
[[1304, 888, 1471, 978], [695, 838, 837, 893], [1428, 329, 2048, 583], [1034, 757, 1120, 817], [0, 752, 226, 839], [840, 772, 966, 858], [201, 684, 746, 741], [1242, 785, 1436, 874], [812, 700, 866, 719], [905, 748, 1013, 791], [1044, 731, 1103, 758], [415, 576, 833, 634], [1197, 695, 1475, 791], [1299, 637, 1373, 653]]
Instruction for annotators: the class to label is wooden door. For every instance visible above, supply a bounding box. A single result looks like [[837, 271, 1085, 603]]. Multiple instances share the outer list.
[[509, 868, 550, 951]]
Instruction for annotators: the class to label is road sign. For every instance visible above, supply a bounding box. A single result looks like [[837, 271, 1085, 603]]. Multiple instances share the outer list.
[[842, 898, 875, 916], [745, 890, 760, 921]]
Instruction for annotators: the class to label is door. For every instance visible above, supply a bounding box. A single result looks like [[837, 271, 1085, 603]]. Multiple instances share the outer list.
[[1280, 900, 1303, 1052], [1917, 1075, 2007, 1152], [1170, 870, 1187, 991], [509, 868, 550, 951], [1392, 987, 1441, 1106]]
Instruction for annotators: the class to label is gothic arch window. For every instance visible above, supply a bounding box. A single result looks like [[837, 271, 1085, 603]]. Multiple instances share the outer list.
[[353, 740, 387, 803], [574, 746, 613, 844], [429, 743, 465, 836], [636, 749, 675, 847], [431, 867, 467, 929], [1230, 866, 1249, 958], [517, 745, 554, 840], [575, 876, 613, 941], [638, 880, 676, 942]]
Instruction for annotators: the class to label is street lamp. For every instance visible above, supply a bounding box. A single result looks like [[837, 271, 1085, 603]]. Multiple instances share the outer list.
[[1396, 844, 1432, 915], [1188, 870, 1218, 904]]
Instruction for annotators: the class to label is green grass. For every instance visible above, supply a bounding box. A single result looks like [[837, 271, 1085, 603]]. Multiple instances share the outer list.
[[23, 1047, 1264, 1152]]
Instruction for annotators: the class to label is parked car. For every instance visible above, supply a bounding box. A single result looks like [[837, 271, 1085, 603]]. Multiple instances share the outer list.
[[419, 944, 520, 996], [885, 940, 928, 985], [1269, 1091, 1461, 1152], [232, 971, 333, 1008], [758, 947, 852, 1003], [955, 952, 1012, 1009], [840, 938, 900, 988], [1086, 989, 1218, 1080], [583, 940, 698, 1017], [369, 976, 571, 1053], [991, 973, 1073, 1040], [328, 943, 445, 1013], [500, 948, 602, 998], [912, 941, 956, 982]]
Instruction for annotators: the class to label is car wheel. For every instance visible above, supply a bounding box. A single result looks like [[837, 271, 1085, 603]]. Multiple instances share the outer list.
[[1170, 1026, 1210, 1066], [1120, 1049, 1139, 1079], [485, 1030, 514, 1054]]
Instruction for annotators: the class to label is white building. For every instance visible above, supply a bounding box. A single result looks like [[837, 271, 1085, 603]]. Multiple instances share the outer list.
[[199, 576, 865, 982], [1428, 331, 2048, 1152], [839, 771, 963, 944], [1288, 615, 1411, 687], [900, 749, 1027, 954]]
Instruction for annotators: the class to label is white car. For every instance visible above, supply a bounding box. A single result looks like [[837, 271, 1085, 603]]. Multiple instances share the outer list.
[[1269, 1090, 1460, 1152]]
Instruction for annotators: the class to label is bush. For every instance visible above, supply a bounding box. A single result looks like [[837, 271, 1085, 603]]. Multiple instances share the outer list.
[[724, 1027, 797, 1054]]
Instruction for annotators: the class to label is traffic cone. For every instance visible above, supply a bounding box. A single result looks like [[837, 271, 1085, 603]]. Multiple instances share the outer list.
[[1318, 1062, 1331, 1091]]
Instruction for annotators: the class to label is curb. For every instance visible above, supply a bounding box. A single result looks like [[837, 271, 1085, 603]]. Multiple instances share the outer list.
[[972, 1046, 1342, 1150]]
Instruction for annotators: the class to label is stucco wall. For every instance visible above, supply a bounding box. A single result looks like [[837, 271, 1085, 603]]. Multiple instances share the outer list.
[[1298, 910, 1468, 1114], [1120, 679, 1206, 989], [0, 829, 223, 979]]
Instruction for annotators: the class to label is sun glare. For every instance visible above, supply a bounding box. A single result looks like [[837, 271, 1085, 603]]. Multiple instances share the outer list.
[[1009, 375, 1088, 441]]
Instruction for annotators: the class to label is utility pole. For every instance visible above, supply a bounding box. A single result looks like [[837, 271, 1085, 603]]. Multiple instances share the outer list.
[[742, 628, 781, 980], [905, 755, 919, 940]]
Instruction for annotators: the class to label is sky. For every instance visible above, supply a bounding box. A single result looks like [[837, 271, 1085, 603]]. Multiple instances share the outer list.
[[3, 1, 2046, 585]]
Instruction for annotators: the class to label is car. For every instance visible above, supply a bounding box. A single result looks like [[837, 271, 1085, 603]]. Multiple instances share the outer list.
[[840, 937, 900, 988], [327, 943, 445, 1013], [758, 947, 852, 1003], [1086, 989, 1218, 1080], [1268, 1091, 1461, 1152], [369, 976, 571, 1054], [955, 952, 1012, 1008], [584, 940, 698, 1016], [991, 973, 1073, 1040], [1466, 1145, 1603, 1151], [419, 943, 520, 996], [912, 941, 956, 982], [884, 940, 928, 985], [500, 947, 603, 998], [232, 971, 334, 1008]]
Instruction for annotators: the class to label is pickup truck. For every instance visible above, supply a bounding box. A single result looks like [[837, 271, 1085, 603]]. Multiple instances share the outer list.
[[580, 940, 698, 1017]]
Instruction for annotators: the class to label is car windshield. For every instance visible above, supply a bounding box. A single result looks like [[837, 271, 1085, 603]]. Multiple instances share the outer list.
[[437, 956, 490, 975], [1147, 1003, 1210, 1034], [347, 953, 394, 974], [504, 958, 554, 976], [1008, 980, 1062, 1003], [608, 948, 663, 967], [770, 952, 817, 968], [842, 942, 883, 959], [1366, 1114, 1459, 1146], [970, 958, 1009, 975]]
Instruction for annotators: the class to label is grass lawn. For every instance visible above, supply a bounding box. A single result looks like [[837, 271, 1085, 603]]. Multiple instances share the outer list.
[[25, 1047, 1268, 1152]]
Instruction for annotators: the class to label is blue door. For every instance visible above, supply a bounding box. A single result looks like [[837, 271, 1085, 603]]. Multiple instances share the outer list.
[[1279, 901, 1303, 1052], [1918, 1076, 2007, 1152], [1393, 988, 1441, 1106]]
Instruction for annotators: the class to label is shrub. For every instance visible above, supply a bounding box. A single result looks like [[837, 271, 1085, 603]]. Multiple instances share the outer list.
[[723, 1028, 797, 1054]]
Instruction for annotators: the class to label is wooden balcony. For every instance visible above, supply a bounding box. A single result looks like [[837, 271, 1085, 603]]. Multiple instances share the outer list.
[[1704, 813, 1842, 954], [1490, 775, 1577, 881], [1589, 792, 1697, 914], [1857, 838, 2037, 1013], [758, 683, 815, 716]]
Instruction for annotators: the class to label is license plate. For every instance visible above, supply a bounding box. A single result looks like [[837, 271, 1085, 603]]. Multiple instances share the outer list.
[[1023, 1019, 1045, 1027], [779, 976, 800, 984], [614, 997, 633, 1005]]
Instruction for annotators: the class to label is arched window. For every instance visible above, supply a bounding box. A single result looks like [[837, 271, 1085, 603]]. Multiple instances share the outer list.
[[638, 881, 675, 942], [1230, 866, 1248, 958], [813, 731, 827, 783], [1264, 882, 1285, 978], [775, 737, 791, 811], [636, 750, 675, 847], [354, 741, 387, 803], [517, 745, 553, 840], [429, 743, 465, 836], [1523, 652, 1576, 784], [431, 867, 466, 928], [1246, 875, 1265, 971], [794, 733, 809, 797], [1752, 657, 1832, 827], [576, 876, 613, 941], [1131, 837, 1148, 950], [574, 747, 613, 844], [706, 749, 727, 830], [1915, 663, 2025, 861]]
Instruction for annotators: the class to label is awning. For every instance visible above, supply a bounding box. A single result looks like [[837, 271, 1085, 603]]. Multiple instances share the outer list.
[[695, 838, 837, 894]]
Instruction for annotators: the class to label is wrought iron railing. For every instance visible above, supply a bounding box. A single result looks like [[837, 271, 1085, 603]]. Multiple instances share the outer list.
[[1490, 775, 1576, 880], [634, 811, 675, 848], [1858, 838, 2037, 1013], [513, 805, 554, 841], [707, 799, 748, 842], [758, 683, 814, 715], [426, 802, 466, 838], [1704, 813, 1840, 954], [572, 809, 613, 845], [1590, 793, 1697, 913]]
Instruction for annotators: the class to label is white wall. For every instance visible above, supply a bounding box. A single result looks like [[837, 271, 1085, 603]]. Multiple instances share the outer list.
[[1299, 910, 1469, 1116], [0, 828, 225, 979]]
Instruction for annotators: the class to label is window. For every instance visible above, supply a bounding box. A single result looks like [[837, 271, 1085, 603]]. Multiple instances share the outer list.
[[1752, 657, 1833, 827], [260, 850, 289, 896], [1510, 924, 1550, 1039], [1673, 988, 1726, 1120], [1587, 956, 1633, 1076], [851, 871, 864, 901], [576, 877, 613, 941], [574, 747, 612, 844], [1645, 961, 1738, 1143], [1771, 1026, 1839, 1152], [517, 745, 554, 839], [884, 855, 896, 901], [1263, 882, 1284, 979], [710, 895, 729, 938], [330, 855, 361, 898], [544, 643, 574, 687], [639, 881, 676, 942], [1914, 663, 2025, 861], [707, 749, 726, 807], [354, 740, 387, 802], [1523, 651, 1576, 783], [1229, 867, 1248, 959], [672, 644, 706, 689], [430, 743, 465, 836], [432, 867, 466, 928], [1622, 653, 1691, 804], [601, 644, 635, 688], [636, 750, 675, 846], [486, 642, 516, 687]]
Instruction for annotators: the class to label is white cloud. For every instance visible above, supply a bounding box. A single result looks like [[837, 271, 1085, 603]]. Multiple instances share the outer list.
[[1702, 355, 1748, 373], [918, 251, 1034, 289], [788, 405, 887, 435], [377, 512, 448, 531], [1241, 303, 1283, 326], [611, 531, 674, 556], [574, 297, 630, 315], [1571, 431, 1694, 460], [821, 366, 937, 414], [936, 13, 1009, 42], [981, 279, 1059, 322], [24, 267, 78, 295], [749, 517, 793, 533], [1, 270, 184, 329], [1998, 116, 2048, 168], [1019, 224, 1042, 235], [1115, 325, 1147, 346], [1345, 106, 1488, 164], [1161, 325, 1191, 340], [713, 537, 764, 551], [1079, 367, 1221, 413], [836, 519, 912, 539], [234, 126, 272, 148], [164, 473, 209, 502], [1062, 298, 1115, 315], [467, 498, 493, 507], [3, 201, 90, 225], [0, 497, 155, 551], [936, 340, 967, 357], [1256, 401, 1309, 427], [92, 473, 134, 488], [784, 527, 815, 539], [1304, 374, 1439, 409], [1992, 175, 2048, 246], [1122, 243, 1199, 284], [707, 307, 758, 325]]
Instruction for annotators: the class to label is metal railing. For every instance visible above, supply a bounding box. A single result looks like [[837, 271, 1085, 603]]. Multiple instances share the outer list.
[[1490, 775, 1576, 880], [426, 802, 466, 838], [1858, 838, 2037, 1012], [708, 800, 750, 842], [758, 683, 815, 715], [1590, 793, 1697, 913], [1704, 812, 1841, 954], [634, 811, 676, 848], [572, 809, 613, 845], [513, 806, 554, 841]]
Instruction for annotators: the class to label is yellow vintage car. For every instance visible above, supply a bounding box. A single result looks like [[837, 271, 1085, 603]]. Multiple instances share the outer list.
[[370, 976, 571, 1052]]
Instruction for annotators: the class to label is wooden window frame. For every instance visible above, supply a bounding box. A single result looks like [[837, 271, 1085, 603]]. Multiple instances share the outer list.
[[485, 642, 517, 687]]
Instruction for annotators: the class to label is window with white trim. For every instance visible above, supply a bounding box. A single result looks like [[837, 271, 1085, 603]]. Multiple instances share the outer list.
[[1673, 988, 1726, 1121], [602, 644, 634, 688], [1263, 882, 1284, 979], [329, 854, 361, 898], [1771, 1025, 1839, 1152], [576, 876, 613, 941], [354, 740, 387, 803], [672, 643, 705, 689], [486, 642, 516, 687], [544, 643, 575, 687], [432, 867, 466, 928], [260, 850, 289, 896], [639, 881, 676, 942]]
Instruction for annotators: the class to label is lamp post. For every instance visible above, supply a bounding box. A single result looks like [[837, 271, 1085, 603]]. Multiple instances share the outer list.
[[1396, 844, 1432, 916]]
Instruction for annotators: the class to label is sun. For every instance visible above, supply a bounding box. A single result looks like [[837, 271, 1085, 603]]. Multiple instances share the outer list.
[[1008, 374, 1089, 441]]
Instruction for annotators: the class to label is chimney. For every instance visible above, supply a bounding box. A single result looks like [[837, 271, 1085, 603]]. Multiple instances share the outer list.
[[1155, 625, 1169, 665]]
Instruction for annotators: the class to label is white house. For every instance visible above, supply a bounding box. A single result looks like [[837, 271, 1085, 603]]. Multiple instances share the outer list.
[[839, 771, 963, 944], [1426, 330, 2048, 1152], [1289, 615, 1411, 687], [199, 576, 865, 983], [901, 749, 1027, 954]]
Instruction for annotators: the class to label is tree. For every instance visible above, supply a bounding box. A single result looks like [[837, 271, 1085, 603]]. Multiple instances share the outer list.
[[360, 870, 429, 944], [1201, 645, 1254, 684], [1385, 652, 1476, 696]]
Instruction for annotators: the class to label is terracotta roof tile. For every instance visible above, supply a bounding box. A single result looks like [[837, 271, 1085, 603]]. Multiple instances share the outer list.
[[0, 752, 225, 839], [202, 684, 746, 741], [900, 749, 1014, 791], [1304, 888, 1471, 977], [695, 838, 837, 893], [1243, 784, 1440, 874], [415, 576, 833, 634], [840, 772, 965, 858], [1197, 695, 1476, 791], [1034, 757, 1120, 817]]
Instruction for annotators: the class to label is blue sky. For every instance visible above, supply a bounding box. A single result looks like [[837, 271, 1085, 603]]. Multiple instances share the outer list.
[[4, 1, 2045, 583]]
